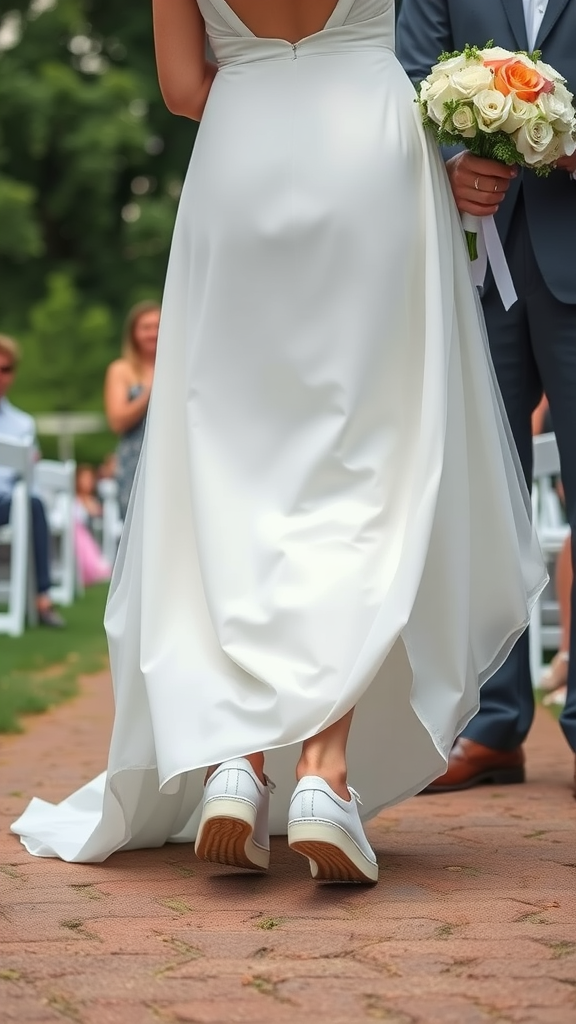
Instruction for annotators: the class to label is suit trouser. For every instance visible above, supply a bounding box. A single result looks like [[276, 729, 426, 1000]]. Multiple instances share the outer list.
[[0, 494, 51, 595], [461, 192, 576, 754]]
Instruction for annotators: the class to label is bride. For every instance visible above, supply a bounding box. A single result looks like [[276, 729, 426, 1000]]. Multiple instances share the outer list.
[[12, 0, 545, 884]]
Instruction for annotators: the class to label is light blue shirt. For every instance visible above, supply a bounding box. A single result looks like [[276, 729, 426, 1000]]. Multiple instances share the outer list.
[[0, 398, 37, 498], [523, 0, 548, 50]]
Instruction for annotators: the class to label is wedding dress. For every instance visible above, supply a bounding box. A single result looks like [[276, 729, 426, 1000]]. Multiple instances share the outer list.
[[12, 0, 546, 861]]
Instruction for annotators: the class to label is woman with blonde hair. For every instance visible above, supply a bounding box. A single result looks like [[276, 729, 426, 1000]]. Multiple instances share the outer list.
[[104, 301, 161, 518]]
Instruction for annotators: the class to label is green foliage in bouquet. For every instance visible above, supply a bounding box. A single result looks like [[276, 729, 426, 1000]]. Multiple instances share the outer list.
[[437, 41, 542, 64], [437, 42, 489, 63]]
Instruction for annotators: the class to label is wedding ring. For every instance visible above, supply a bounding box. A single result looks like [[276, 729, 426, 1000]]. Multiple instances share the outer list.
[[494, 183, 499, 192], [474, 177, 480, 190]]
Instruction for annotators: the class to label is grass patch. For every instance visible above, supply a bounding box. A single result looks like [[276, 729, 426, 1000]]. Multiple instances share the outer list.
[[0, 584, 109, 733]]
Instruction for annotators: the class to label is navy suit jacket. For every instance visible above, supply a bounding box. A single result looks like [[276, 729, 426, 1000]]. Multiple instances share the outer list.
[[396, 0, 576, 303]]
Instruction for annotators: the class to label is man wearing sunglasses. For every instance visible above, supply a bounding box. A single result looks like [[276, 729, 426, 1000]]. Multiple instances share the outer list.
[[0, 334, 65, 628]]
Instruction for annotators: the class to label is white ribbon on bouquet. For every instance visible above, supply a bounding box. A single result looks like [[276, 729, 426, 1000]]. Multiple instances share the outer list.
[[461, 213, 517, 311]]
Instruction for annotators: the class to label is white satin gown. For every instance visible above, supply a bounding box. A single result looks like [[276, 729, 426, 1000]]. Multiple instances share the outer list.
[[12, 0, 546, 861]]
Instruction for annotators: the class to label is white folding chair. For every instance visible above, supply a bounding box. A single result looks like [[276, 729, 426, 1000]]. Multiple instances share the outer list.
[[0, 438, 37, 635], [34, 459, 77, 606], [97, 477, 123, 566], [529, 432, 570, 685]]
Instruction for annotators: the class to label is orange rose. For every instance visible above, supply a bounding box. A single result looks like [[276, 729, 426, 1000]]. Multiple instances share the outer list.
[[485, 58, 554, 102], [483, 57, 511, 72]]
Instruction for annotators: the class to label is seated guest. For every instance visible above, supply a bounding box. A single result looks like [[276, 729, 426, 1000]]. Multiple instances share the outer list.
[[0, 334, 65, 627], [75, 463, 103, 529], [74, 464, 111, 587]]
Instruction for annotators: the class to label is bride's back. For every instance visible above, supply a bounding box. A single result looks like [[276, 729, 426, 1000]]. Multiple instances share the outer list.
[[222, 0, 342, 41]]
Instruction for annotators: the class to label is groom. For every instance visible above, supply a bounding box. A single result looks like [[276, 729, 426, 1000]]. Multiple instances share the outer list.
[[396, 0, 576, 793]]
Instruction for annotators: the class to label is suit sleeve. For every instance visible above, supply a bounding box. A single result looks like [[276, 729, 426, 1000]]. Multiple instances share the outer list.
[[396, 0, 464, 161], [395, 0, 454, 86]]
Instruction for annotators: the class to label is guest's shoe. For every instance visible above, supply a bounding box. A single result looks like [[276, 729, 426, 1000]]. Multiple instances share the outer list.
[[194, 758, 272, 871], [424, 738, 525, 792], [37, 607, 66, 628], [288, 777, 378, 884]]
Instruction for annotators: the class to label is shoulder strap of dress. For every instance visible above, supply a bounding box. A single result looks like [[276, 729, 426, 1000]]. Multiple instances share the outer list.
[[204, 0, 254, 37], [335, 0, 393, 25], [325, 0, 358, 28]]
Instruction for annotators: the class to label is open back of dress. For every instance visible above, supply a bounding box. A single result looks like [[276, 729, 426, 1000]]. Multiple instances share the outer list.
[[215, 0, 344, 40]]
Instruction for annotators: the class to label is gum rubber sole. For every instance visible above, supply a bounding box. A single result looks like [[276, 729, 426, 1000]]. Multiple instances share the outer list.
[[289, 837, 378, 884], [195, 815, 269, 871]]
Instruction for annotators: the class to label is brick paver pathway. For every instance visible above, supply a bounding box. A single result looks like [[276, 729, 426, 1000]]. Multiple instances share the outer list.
[[1, 674, 575, 1024]]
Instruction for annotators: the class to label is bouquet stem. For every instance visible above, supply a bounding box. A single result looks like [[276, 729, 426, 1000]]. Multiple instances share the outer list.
[[465, 230, 478, 262]]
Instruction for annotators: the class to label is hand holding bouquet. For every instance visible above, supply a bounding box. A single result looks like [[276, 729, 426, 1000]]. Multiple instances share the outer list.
[[418, 43, 576, 305]]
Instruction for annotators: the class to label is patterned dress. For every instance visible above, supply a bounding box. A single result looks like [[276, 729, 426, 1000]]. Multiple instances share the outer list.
[[115, 384, 146, 519]]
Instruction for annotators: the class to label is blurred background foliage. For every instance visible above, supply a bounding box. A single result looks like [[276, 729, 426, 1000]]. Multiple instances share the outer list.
[[0, 0, 197, 459]]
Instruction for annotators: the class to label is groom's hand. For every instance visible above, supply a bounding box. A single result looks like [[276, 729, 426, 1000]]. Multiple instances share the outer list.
[[446, 152, 517, 217]]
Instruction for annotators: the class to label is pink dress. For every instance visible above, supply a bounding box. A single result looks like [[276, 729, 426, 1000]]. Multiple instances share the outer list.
[[74, 502, 111, 586]]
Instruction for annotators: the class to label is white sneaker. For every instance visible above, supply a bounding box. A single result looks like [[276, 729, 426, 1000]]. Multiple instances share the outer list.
[[195, 758, 272, 871], [288, 776, 378, 884]]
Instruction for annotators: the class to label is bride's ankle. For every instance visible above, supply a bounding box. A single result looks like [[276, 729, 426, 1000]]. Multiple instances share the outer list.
[[245, 752, 266, 785], [296, 760, 350, 801]]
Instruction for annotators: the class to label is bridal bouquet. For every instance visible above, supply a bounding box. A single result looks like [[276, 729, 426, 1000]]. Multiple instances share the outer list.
[[418, 43, 576, 289]]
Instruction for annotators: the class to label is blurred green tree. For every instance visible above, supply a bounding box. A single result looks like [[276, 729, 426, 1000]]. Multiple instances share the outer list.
[[15, 271, 115, 412], [0, 0, 196, 426]]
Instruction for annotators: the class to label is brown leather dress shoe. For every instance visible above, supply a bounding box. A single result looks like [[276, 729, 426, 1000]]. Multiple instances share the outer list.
[[424, 738, 525, 793]]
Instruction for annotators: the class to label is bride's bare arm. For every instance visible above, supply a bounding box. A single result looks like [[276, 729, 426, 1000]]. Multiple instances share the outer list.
[[152, 0, 217, 121]]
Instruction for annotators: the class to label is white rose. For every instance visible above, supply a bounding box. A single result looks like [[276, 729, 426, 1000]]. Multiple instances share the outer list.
[[537, 89, 573, 125], [503, 97, 536, 132], [537, 138, 568, 166], [537, 135, 568, 165], [451, 64, 494, 98], [479, 45, 514, 63], [538, 82, 576, 132], [558, 123, 576, 157], [450, 103, 478, 138], [535, 59, 566, 84], [552, 81, 576, 109], [424, 74, 462, 125], [473, 89, 512, 132], [514, 118, 555, 164], [422, 65, 456, 91], [430, 53, 470, 77]]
